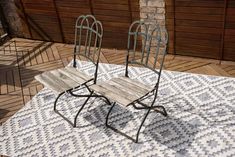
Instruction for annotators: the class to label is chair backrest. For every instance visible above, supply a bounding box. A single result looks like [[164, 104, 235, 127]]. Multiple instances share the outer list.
[[125, 21, 168, 89], [73, 15, 103, 84]]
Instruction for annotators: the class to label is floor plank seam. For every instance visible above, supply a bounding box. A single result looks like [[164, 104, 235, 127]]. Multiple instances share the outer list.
[[16, 49, 26, 106]]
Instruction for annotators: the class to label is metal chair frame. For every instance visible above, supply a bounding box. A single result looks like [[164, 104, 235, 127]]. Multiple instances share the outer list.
[[93, 21, 168, 143], [54, 15, 104, 127]]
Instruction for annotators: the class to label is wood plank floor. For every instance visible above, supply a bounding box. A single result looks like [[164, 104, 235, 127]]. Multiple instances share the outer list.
[[0, 38, 235, 125]]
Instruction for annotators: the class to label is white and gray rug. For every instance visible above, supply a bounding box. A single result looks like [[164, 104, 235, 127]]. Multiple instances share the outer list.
[[1, 61, 235, 157]]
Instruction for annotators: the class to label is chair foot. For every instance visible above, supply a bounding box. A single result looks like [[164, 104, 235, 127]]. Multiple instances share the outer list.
[[151, 105, 167, 117]]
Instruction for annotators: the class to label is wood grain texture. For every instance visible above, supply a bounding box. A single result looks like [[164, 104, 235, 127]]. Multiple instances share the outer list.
[[90, 76, 153, 106], [15, 0, 140, 49], [166, 0, 235, 61], [35, 67, 92, 93]]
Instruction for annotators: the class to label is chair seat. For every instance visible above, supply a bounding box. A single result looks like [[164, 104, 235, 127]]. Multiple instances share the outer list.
[[90, 76, 153, 107], [35, 67, 93, 93]]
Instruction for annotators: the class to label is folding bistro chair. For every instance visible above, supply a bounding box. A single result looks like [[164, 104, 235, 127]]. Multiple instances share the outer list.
[[90, 21, 168, 143], [35, 15, 103, 127]]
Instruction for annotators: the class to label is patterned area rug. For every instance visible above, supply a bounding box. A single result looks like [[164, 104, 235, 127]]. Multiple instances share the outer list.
[[1, 61, 235, 157]]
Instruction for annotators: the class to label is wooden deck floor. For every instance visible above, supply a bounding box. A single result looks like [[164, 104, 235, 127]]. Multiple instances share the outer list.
[[0, 38, 235, 125]]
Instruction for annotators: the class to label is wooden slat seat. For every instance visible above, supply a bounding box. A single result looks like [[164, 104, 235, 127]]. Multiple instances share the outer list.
[[35, 66, 92, 93], [90, 76, 153, 107]]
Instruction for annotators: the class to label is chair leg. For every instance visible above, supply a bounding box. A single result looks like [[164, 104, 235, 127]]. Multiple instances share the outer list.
[[151, 105, 167, 117], [135, 101, 167, 143], [74, 91, 94, 127], [54, 92, 65, 111], [106, 102, 116, 127], [135, 108, 151, 143], [73, 55, 76, 67]]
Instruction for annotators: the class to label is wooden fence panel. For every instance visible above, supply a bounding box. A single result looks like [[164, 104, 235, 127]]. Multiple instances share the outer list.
[[55, 0, 91, 43], [174, 0, 224, 59], [223, 0, 235, 61], [165, 0, 175, 54], [166, 0, 235, 61], [22, 0, 63, 42], [92, 0, 139, 48], [17, 0, 235, 61], [16, 0, 140, 49]]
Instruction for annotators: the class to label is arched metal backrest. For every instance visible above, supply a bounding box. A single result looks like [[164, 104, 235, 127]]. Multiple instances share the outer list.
[[150, 26, 168, 90], [73, 15, 103, 84], [126, 21, 148, 68], [125, 21, 168, 89], [149, 25, 168, 74]]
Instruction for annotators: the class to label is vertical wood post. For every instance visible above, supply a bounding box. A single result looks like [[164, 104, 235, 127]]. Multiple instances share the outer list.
[[128, 0, 133, 24], [19, 0, 32, 38], [89, 0, 94, 15], [173, 0, 176, 55], [128, 0, 133, 49], [52, 0, 65, 42], [220, 0, 228, 61]]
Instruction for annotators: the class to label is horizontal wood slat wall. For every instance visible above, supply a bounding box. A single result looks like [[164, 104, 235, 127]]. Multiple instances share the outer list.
[[224, 0, 235, 60], [166, 0, 235, 61], [15, 0, 140, 49], [165, 0, 175, 54]]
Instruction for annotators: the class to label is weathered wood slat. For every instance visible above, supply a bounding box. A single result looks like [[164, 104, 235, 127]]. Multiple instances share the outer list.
[[50, 69, 80, 88], [118, 77, 152, 91], [57, 68, 86, 84], [90, 76, 152, 107], [35, 73, 63, 92], [35, 66, 92, 93], [36, 70, 73, 92], [112, 77, 151, 95], [64, 67, 92, 81], [109, 79, 147, 98], [97, 82, 138, 102], [90, 84, 132, 106]]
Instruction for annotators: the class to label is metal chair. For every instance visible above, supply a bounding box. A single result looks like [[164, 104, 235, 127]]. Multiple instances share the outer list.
[[90, 21, 168, 143], [35, 15, 103, 127]]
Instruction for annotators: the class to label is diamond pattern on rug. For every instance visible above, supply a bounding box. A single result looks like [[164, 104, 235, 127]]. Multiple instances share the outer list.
[[0, 61, 235, 157]]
